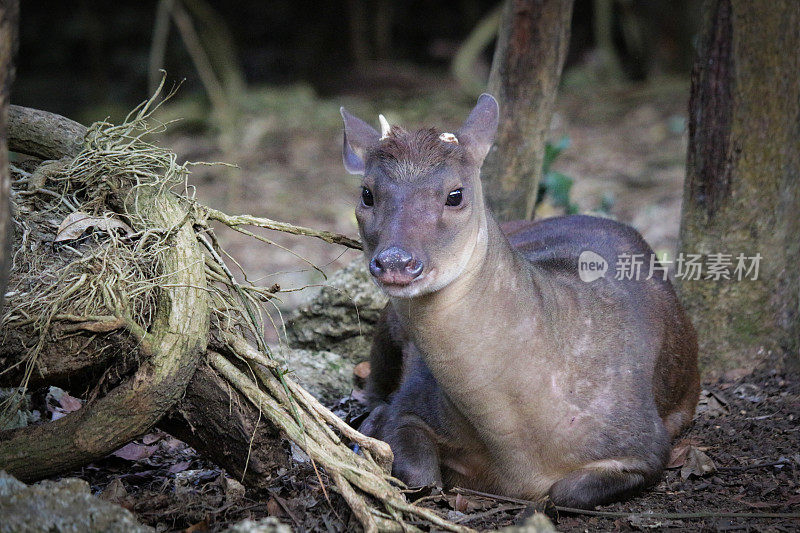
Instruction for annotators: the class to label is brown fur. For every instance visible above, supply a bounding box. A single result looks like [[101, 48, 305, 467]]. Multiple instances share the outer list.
[[369, 126, 465, 181]]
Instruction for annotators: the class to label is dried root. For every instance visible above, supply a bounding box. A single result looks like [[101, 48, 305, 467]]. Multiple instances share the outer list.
[[0, 81, 473, 532]]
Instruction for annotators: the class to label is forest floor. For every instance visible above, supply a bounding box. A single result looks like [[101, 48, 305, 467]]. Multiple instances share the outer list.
[[28, 77, 799, 530], [63, 361, 799, 532]]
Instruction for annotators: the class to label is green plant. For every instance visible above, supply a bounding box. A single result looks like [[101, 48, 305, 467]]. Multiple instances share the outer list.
[[537, 136, 579, 214]]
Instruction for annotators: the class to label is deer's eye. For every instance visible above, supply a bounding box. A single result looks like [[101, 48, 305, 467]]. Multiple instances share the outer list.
[[445, 188, 463, 207], [361, 187, 374, 207]]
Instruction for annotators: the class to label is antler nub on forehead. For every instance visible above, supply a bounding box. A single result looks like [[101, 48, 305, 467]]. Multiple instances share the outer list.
[[438, 132, 459, 144], [378, 114, 391, 140]]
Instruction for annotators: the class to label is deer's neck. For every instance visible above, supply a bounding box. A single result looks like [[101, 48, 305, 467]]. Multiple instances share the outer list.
[[390, 211, 554, 396]]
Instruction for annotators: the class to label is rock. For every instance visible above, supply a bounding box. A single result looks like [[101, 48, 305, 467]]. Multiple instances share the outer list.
[[224, 517, 292, 533], [282, 259, 387, 401], [0, 471, 153, 533], [0, 389, 41, 430], [495, 512, 557, 532], [287, 259, 386, 357], [277, 347, 357, 402], [0, 471, 26, 497]]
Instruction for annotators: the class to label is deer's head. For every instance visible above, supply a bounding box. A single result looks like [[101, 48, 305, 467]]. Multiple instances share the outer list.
[[340, 94, 499, 298]]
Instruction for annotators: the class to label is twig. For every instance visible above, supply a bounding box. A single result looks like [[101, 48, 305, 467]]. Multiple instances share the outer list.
[[202, 206, 362, 250], [717, 460, 790, 472], [450, 487, 800, 521]]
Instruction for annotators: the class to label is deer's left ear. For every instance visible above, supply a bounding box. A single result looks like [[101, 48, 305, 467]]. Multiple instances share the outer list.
[[340, 107, 380, 175], [456, 93, 499, 165]]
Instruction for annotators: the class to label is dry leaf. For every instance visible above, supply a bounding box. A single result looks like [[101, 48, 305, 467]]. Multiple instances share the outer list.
[[113, 442, 157, 461], [168, 461, 191, 474], [667, 439, 700, 469], [161, 437, 187, 452], [222, 476, 246, 503], [267, 497, 284, 517], [142, 432, 164, 445], [695, 389, 729, 418], [445, 493, 490, 513], [731, 495, 784, 509], [349, 388, 367, 404], [46, 386, 83, 420], [99, 478, 128, 504], [454, 493, 469, 513], [732, 383, 763, 403], [353, 361, 371, 380], [58, 393, 83, 413], [184, 520, 209, 533], [680, 447, 716, 479], [55, 211, 133, 242]]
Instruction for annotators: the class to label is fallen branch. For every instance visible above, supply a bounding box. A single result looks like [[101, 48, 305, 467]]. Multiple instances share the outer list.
[[0, 172, 209, 481]]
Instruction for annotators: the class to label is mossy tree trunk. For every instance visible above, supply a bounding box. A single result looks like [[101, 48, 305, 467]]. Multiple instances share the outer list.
[[677, 0, 800, 373], [482, 0, 574, 221], [0, 0, 18, 311]]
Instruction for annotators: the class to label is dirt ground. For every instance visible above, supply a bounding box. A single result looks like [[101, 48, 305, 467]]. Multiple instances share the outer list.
[[62, 362, 799, 532], [32, 78, 800, 530]]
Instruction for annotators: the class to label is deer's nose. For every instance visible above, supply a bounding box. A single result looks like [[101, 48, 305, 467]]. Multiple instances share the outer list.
[[370, 246, 424, 285]]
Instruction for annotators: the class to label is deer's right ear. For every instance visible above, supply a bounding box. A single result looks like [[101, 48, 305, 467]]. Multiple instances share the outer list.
[[340, 107, 380, 175], [456, 93, 499, 165]]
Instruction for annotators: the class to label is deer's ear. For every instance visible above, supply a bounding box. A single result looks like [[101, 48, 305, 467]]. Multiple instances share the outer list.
[[340, 107, 380, 175], [456, 93, 499, 165]]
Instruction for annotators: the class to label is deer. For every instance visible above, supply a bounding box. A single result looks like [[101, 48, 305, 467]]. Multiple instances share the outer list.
[[338, 94, 700, 509]]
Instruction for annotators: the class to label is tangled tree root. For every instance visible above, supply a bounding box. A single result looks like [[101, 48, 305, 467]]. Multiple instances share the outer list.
[[0, 88, 475, 532]]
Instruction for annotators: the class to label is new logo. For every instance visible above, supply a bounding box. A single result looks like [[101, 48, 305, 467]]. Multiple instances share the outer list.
[[578, 250, 608, 282]]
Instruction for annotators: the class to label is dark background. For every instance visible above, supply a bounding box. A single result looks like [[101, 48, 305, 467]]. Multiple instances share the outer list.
[[14, 0, 698, 119]]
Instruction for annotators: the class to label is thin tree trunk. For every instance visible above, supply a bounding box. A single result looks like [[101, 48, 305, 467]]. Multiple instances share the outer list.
[[347, 0, 369, 66], [482, 0, 574, 221], [0, 0, 18, 311], [677, 0, 800, 373]]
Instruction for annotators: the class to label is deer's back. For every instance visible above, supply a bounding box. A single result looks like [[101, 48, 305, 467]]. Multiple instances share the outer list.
[[501, 214, 700, 437]]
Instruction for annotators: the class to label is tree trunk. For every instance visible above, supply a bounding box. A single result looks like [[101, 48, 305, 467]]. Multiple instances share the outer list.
[[482, 0, 574, 221], [0, 0, 18, 311], [677, 0, 800, 373]]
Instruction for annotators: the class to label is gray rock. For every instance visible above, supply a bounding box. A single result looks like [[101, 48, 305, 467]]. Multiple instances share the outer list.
[[224, 517, 292, 533], [0, 471, 26, 497], [278, 347, 357, 402], [282, 259, 387, 400], [494, 512, 557, 532], [286, 259, 386, 357], [0, 471, 153, 533]]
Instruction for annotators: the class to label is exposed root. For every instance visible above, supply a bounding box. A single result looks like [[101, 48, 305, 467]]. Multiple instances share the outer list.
[[0, 81, 474, 532]]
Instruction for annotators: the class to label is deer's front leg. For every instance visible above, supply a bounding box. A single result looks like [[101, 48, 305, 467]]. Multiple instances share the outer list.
[[382, 415, 442, 487], [365, 348, 445, 488]]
